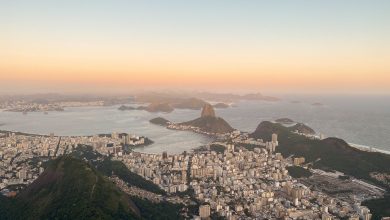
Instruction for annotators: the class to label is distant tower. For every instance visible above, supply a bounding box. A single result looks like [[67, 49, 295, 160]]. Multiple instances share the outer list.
[[272, 133, 278, 147], [162, 151, 168, 159], [272, 133, 278, 143]]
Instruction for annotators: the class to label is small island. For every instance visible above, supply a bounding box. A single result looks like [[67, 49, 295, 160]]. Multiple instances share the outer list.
[[118, 105, 136, 111], [275, 118, 295, 124], [149, 117, 171, 126], [312, 102, 324, 106], [119, 103, 174, 113]]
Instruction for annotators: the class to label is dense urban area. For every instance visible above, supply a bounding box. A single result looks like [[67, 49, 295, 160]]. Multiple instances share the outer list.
[[0, 128, 386, 219]]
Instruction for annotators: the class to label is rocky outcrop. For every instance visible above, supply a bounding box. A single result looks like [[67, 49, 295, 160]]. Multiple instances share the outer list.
[[181, 116, 234, 134], [201, 103, 216, 117], [290, 123, 315, 135], [180, 103, 234, 134]]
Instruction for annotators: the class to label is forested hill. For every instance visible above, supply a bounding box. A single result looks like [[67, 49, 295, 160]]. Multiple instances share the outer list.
[[250, 121, 390, 190]]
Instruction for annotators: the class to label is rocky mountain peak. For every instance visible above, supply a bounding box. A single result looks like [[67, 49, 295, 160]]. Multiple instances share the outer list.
[[201, 103, 216, 118]]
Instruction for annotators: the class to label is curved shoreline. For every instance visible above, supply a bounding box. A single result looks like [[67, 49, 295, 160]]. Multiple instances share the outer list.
[[348, 142, 390, 155]]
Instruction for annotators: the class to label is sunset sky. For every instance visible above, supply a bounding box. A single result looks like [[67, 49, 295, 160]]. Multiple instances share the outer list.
[[1, 0, 390, 94]]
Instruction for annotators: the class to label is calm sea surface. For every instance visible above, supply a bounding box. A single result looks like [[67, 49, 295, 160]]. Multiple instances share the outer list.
[[0, 95, 389, 154]]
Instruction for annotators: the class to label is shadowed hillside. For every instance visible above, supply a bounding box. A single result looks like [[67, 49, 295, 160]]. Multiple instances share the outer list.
[[1, 156, 140, 220], [250, 121, 390, 189]]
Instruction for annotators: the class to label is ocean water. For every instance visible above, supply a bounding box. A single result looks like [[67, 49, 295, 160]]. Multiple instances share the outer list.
[[0, 95, 389, 154], [0, 106, 212, 154]]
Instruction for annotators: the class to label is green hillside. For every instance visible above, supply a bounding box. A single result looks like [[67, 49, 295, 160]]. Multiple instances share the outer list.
[[1, 156, 140, 220], [0, 155, 184, 220], [250, 121, 390, 189], [70, 145, 165, 194]]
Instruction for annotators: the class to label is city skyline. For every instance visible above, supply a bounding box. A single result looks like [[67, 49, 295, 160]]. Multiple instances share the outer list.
[[1, 0, 390, 94]]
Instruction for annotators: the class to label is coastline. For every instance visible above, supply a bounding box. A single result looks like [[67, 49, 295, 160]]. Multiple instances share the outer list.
[[2, 126, 390, 156], [348, 142, 390, 155]]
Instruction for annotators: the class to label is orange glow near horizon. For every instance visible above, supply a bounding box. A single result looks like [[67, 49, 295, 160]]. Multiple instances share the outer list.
[[1, 42, 390, 93]]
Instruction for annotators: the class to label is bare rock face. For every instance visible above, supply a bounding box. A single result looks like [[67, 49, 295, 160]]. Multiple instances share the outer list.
[[201, 103, 216, 118]]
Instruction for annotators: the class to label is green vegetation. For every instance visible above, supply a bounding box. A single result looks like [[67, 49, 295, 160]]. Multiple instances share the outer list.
[[131, 197, 184, 220], [250, 121, 390, 219], [181, 116, 234, 134], [0, 195, 16, 219], [286, 166, 312, 178], [290, 123, 315, 135], [338, 175, 350, 180], [96, 159, 165, 195], [149, 117, 171, 126], [71, 145, 165, 195], [1, 156, 140, 220], [250, 121, 390, 189], [0, 155, 184, 219], [362, 195, 390, 220], [210, 144, 226, 153]]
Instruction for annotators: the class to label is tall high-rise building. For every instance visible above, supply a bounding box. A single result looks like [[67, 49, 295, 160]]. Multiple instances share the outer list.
[[162, 151, 168, 159], [182, 169, 187, 183], [272, 133, 278, 143], [111, 132, 119, 139], [18, 169, 27, 180]]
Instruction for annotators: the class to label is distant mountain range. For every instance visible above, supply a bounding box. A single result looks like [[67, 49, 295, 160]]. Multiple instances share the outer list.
[[195, 92, 280, 102], [133, 92, 279, 111]]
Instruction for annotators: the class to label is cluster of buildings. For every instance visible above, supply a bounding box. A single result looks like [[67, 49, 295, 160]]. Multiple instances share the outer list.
[[112, 133, 375, 220], [0, 129, 380, 219], [110, 175, 163, 203], [119, 150, 190, 194], [0, 100, 105, 113], [0, 131, 148, 195], [1, 101, 64, 113]]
